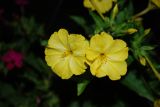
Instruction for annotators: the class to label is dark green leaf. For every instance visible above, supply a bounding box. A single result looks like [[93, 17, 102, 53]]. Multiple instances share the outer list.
[[121, 70, 155, 101], [89, 11, 104, 33], [77, 80, 90, 96], [70, 15, 93, 35]]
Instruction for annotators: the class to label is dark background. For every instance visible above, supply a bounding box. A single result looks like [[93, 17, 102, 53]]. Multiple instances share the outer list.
[[0, 0, 89, 35], [0, 0, 160, 107], [0, 0, 160, 38]]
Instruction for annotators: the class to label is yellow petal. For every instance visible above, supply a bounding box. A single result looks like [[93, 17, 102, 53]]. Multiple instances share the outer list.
[[90, 32, 114, 53], [45, 48, 62, 56], [91, 60, 127, 80], [86, 48, 100, 61], [48, 29, 68, 51], [53, 57, 73, 79], [45, 55, 62, 67], [94, 62, 109, 77], [73, 40, 89, 57], [101, 0, 113, 13], [84, 0, 113, 14], [107, 39, 127, 53], [107, 47, 128, 61], [69, 34, 89, 56], [90, 58, 102, 76], [69, 56, 86, 75], [57, 29, 69, 47], [107, 61, 127, 80], [108, 72, 121, 80], [83, 0, 95, 10]]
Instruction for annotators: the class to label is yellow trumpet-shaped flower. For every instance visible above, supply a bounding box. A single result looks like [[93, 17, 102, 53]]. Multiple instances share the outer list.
[[83, 0, 113, 14], [45, 29, 89, 79], [86, 32, 128, 80]]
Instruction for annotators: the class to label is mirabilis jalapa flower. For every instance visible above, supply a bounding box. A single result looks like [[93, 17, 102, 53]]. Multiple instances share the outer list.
[[86, 32, 128, 80], [83, 0, 113, 14], [45, 29, 89, 79]]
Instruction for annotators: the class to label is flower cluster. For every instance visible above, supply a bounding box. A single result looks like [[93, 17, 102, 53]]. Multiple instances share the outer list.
[[45, 29, 128, 80]]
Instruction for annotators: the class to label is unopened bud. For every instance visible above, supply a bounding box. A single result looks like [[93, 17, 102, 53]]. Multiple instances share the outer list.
[[111, 4, 118, 20], [139, 57, 146, 66], [127, 28, 138, 34]]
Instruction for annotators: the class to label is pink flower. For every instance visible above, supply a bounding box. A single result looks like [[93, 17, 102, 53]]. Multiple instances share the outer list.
[[1, 49, 23, 70], [15, 0, 29, 7]]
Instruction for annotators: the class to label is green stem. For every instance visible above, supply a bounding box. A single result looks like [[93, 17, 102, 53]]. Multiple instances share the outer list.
[[132, 2, 156, 19], [144, 55, 160, 80]]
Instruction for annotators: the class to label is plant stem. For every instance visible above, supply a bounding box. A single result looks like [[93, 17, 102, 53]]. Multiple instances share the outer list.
[[144, 55, 160, 80], [132, 2, 156, 19]]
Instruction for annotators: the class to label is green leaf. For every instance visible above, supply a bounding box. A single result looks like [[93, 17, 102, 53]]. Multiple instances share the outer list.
[[121, 70, 155, 101], [24, 54, 50, 75], [70, 15, 93, 35], [70, 16, 86, 27], [141, 46, 155, 51], [89, 11, 105, 33], [116, 0, 133, 24], [77, 80, 90, 96]]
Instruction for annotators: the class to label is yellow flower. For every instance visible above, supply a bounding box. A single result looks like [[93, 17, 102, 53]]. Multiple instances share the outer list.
[[151, 0, 160, 8], [83, 0, 113, 14], [45, 29, 89, 79], [86, 32, 128, 80]]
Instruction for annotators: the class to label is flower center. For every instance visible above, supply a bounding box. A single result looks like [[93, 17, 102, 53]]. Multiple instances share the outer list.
[[63, 50, 73, 57], [100, 53, 107, 63]]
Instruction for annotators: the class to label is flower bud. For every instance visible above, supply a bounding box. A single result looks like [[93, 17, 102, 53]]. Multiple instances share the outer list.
[[126, 28, 138, 34], [139, 57, 146, 66]]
